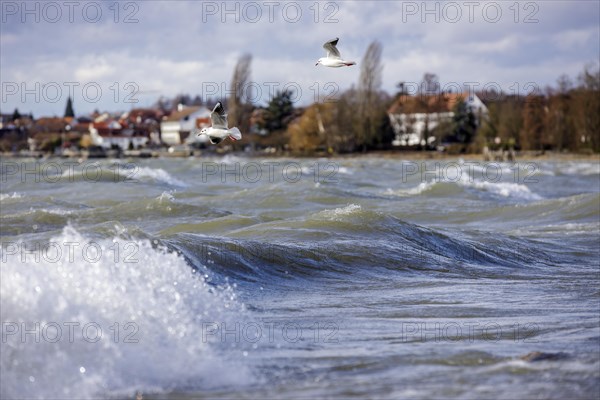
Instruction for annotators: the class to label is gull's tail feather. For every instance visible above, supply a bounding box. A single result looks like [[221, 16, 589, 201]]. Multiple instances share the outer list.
[[229, 127, 242, 140]]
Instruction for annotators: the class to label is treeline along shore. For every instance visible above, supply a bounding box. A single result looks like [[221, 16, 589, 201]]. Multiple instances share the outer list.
[[1, 47, 598, 159]]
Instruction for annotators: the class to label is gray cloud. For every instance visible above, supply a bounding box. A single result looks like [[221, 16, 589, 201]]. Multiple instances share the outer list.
[[1, 0, 598, 116]]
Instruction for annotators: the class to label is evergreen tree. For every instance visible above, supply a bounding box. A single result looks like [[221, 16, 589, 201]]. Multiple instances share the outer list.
[[173, 94, 192, 107], [374, 109, 396, 148], [11, 108, 21, 121], [64, 96, 75, 118], [155, 97, 170, 112], [262, 90, 294, 132], [452, 100, 477, 143], [191, 95, 203, 106]]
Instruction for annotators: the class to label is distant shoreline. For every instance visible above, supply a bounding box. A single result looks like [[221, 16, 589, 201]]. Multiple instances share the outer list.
[[1, 150, 598, 162], [341, 150, 600, 162]]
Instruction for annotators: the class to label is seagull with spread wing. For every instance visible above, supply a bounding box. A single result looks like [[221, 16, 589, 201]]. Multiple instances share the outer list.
[[316, 37, 356, 68], [196, 102, 242, 144]]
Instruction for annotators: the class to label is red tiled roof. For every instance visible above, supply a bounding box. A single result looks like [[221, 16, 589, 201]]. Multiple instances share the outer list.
[[164, 107, 202, 122], [388, 93, 469, 115]]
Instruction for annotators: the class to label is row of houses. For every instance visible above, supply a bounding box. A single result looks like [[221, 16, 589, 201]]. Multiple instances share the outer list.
[[1, 92, 489, 152], [160, 105, 212, 146], [388, 92, 488, 147], [1, 104, 216, 152]]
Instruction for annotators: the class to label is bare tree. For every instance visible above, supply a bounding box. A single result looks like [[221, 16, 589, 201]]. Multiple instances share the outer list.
[[334, 87, 359, 152], [357, 40, 383, 150], [420, 73, 440, 94], [415, 72, 441, 145], [556, 74, 573, 94], [574, 64, 600, 151], [229, 54, 253, 134]]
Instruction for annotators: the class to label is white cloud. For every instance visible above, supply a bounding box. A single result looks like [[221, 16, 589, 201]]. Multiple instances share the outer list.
[[554, 27, 597, 50], [1, 0, 598, 116], [74, 58, 117, 82]]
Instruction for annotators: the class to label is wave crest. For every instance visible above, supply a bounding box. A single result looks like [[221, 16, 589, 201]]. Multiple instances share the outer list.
[[1, 226, 251, 399]]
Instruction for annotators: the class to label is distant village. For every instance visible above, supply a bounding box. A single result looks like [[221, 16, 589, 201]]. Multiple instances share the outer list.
[[0, 93, 482, 158], [1, 64, 598, 159]]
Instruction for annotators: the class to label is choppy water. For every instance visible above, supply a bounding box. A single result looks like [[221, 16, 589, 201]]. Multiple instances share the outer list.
[[1, 156, 599, 399]]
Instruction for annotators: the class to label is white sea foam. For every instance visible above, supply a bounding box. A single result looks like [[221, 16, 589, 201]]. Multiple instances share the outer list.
[[146, 191, 176, 211], [156, 191, 175, 203], [337, 166, 352, 175], [557, 162, 600, 176], [516, 161, 599, 177], [134, 167, 187, 187], [319, 204, 362, 220], [300, 165, 314, 176], [299, 163, 350, 178], [385, 182, 435, 197], [0, 192, 23, 201], [4, 207, 76, 218], [34, 208, 75, 216], [458, 178, 542, 201], [219, 155, 244, 165], [385, 176, 541, 201], [460, 160, 514, 177], [0, 226, 251, 399]]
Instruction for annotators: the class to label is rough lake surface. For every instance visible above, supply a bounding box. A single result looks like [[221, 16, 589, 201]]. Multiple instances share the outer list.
[[1, 156, 599, 399]]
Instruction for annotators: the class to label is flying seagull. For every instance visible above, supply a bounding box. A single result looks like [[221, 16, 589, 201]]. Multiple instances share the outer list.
[[197, 102, 242, 144], [316, 38, 356, 68]]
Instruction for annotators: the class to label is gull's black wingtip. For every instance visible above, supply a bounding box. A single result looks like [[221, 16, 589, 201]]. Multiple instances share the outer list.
[[213, 102, 224, 113]]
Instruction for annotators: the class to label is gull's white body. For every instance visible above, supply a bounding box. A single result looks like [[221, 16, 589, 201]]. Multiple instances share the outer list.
[[316, 37, 356, 68], [197, 102, 242, 144], [202, 127, 238, 144]]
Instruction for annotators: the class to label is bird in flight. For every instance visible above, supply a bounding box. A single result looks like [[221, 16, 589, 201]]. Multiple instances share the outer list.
[[316, 38, 356, 68], [197, 102, 242, 144]]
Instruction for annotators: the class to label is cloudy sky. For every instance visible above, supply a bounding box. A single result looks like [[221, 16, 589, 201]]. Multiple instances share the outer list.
[[1, 0, 598, 117]]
